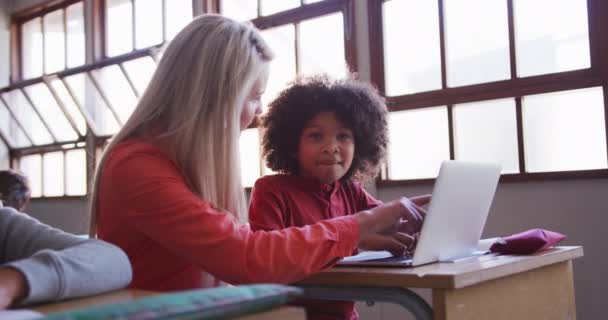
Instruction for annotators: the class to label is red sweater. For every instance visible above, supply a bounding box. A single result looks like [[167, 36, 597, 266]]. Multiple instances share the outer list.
[[249, 175, 382, 320], [96, 140, 359, 291]]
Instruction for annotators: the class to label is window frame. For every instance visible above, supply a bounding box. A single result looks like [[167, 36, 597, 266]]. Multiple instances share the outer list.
[[6, 0, 209, 198], [368, 0, 608, 185]]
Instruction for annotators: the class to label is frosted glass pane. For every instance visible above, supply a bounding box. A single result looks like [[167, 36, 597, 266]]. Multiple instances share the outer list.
[[2, 90, 53, 145], [0, 100, 30, 148], [64, 74, 120, 136], [22, 18, 43, 79], [43, 10, 65, 73], [106, 0, 133, 56], [514, 0, 590, 77], [240, 128, 261, 188], [24, 83, 78, 142], [388, 107, 450, 179], [122, 57, 157, 96], [299, 13, 347, 78], [66, 3, 85, 68], [444, 0, 510, 87], [20, 154, 42, 197], [523, 87, 607, 172], [453, 98, 519, 173], [91, 66, 137, 123], [43, 152, 64, 197], [383, 0, 441, 96], [261, 25, 296, 112], [65, 149, 87, 196], [261, 0, 300, 16], [165, 0, 192, 41], [135, 0, 163, 49], [49, 78, 87, 136], [221, 0, 258, 21]]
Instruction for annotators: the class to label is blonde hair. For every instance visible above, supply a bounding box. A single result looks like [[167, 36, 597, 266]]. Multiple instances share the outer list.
[[88, 14, 274, 237]]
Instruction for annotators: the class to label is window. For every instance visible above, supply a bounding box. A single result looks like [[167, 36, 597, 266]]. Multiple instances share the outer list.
[[20, 2, 85, 79], [17, 145, 88, 197], [371, 0, 606, 183], [105, 0, 193, 57], [221, 0, 355, 187], [4, 0, 175, 199]]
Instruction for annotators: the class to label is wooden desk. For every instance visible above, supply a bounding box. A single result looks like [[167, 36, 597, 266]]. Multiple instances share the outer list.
[[298, 246, 583, 320], [28, 289, 305, 320]]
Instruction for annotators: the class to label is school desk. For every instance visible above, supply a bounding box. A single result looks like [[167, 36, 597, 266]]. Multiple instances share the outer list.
[[28, 289, 306, 319], [297, 246, 583, 320]]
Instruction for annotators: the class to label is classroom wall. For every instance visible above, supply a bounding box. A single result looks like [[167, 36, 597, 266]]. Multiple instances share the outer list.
[[2, 0, 605, 319]]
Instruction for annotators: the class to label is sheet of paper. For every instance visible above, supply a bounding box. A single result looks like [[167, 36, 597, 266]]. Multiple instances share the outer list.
[[0, 310, 43, 320], [341, 250, 393, 262]]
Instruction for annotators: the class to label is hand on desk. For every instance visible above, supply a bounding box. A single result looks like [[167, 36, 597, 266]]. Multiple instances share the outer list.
[[355, 195, 431, 256], [0, 267, 27, 309]]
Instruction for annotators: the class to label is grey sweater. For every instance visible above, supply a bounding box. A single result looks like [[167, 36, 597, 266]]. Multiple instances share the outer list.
[[0, 207, 132, 305]]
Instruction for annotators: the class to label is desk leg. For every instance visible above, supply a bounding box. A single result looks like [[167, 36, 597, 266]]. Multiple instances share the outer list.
[[432, 261, 576, 320], [298, 285, 433, 320]]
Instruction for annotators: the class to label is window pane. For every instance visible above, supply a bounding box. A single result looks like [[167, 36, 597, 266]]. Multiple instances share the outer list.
[[91, 66, 137, 123], [523, 87, 607, 172], [43, 152, 64, 197], [22, 18, 43, 79], [388, 107, 450, 179], [64, 73, 120, 136], [453, 98, 519, 173], [43, 10, 65, 73], [261, 0, 300, 16], [2, 90, 53, 145], [444, 0, 510, 87], [106, 0, 133, 56], [135, 0, 163, 49], [383, 0, 441, 96], [20, 154, 42, 197], [0, 99, 30, 148], [65, 149, 87, 196], [299, 13, 347, 78], [122, 57, 157, 96], [0, 141, 8, 169], [240, 128, 261, 188], [66, 2, 85, 68], [514, 0, 590, 77], [49, 78, 88, 136], [261, 25, 296, 111], [221, 0, 258, 22], [165, 0, 193, 41], [25, 83, 79, 142]]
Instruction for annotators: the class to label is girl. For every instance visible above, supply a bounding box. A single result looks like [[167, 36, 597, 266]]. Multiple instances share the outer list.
[[249, 75, 428, 320], [90, 14, 426, 293]]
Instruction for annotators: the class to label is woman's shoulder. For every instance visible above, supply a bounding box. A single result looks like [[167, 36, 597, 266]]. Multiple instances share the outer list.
[[102, 139, 180, 183]]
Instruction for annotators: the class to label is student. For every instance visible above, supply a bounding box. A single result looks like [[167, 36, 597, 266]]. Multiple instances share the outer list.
[[249, 75, 426, 320], [0, 206, 132, 309], [0, 170, 31, 211], [90, 14, 427, 292]]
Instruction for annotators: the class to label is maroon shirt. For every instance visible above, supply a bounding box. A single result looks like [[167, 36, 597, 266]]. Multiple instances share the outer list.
[[249, 174, 382, 320]]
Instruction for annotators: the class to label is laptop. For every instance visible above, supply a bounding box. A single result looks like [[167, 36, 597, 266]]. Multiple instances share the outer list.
[[337, 160, 502, 267]]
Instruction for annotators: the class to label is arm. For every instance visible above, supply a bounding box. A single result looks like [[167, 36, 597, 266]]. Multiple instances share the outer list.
[[0, 208, 132, 306], [106, 153, 358, 285], [249, 178, 287, 231]]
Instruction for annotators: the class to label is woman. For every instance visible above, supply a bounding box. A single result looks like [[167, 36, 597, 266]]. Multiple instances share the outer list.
[[90, 14, 428, 292]]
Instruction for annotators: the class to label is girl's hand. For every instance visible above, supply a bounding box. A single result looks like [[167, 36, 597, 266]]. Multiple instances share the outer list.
[[354, 195, 431, 256], [0, 267, 27, 310]]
